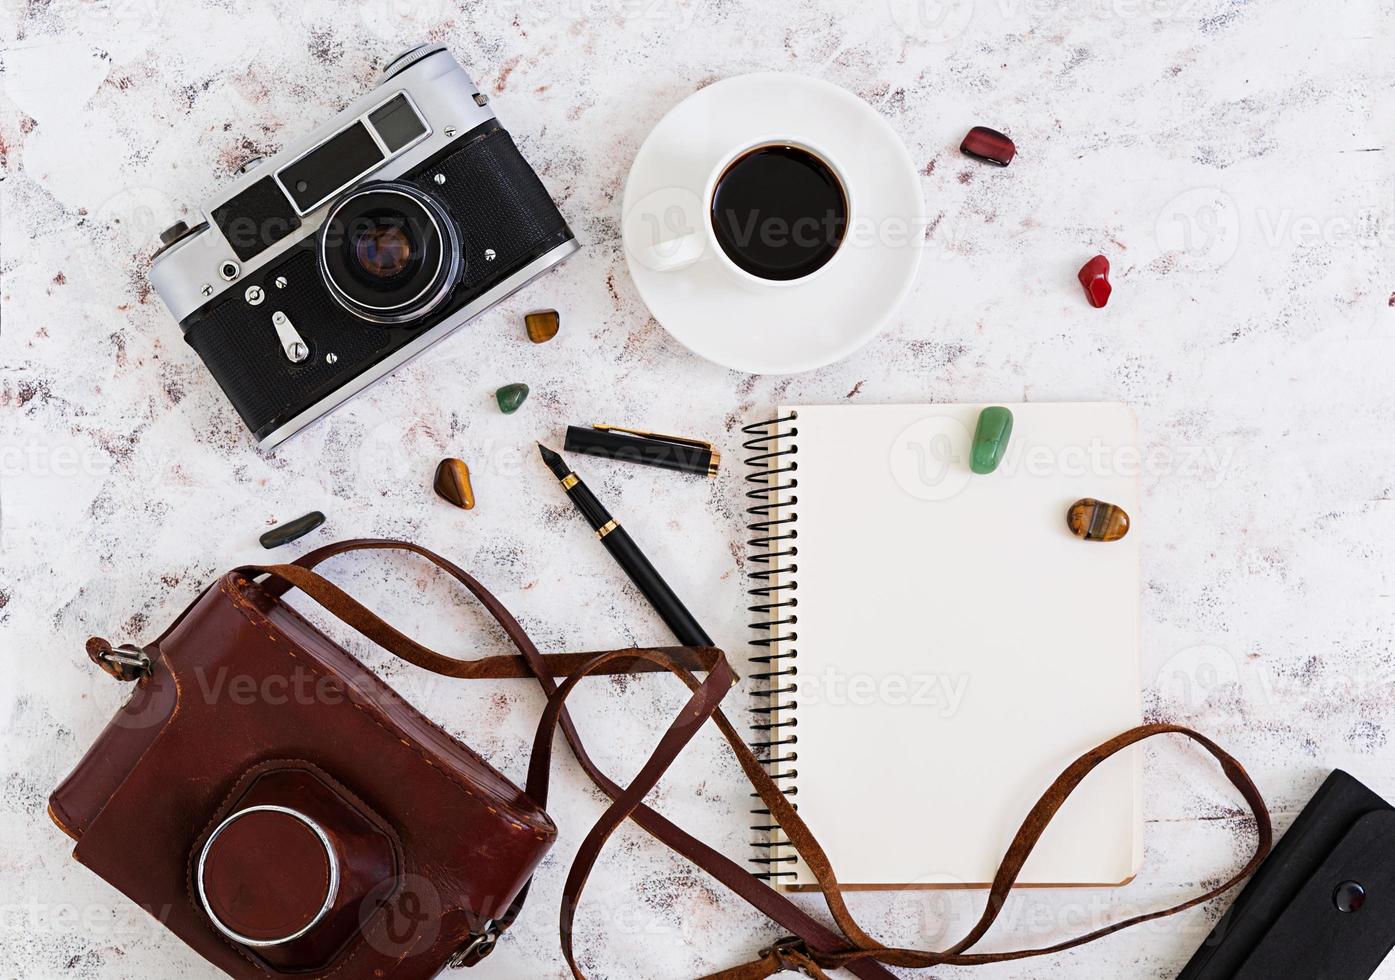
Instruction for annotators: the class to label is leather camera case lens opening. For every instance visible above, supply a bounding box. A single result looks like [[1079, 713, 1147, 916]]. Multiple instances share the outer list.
[[198, 806, 340, 947], [190, 763, 402, 974]]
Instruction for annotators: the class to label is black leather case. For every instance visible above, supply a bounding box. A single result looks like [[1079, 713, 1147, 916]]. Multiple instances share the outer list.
[[1178, 769, 1395, 980]]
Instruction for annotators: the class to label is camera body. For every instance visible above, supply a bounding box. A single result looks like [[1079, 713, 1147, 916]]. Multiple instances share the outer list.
[[150, 44, 578, 449]]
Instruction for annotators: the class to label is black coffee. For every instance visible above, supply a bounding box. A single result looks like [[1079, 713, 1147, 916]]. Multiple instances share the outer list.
[[710, 144, 848, 281]]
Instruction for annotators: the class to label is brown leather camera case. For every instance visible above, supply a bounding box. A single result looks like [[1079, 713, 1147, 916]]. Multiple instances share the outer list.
[[49, 560, 555, 979]]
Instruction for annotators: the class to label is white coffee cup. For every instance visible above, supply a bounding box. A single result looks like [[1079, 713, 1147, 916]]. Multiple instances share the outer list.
[[643, 136, 854, 287]]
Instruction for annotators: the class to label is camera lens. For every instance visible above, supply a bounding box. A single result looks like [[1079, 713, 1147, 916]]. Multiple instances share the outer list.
[[352, 222, 414, 280], [318, 182, 461, 324]]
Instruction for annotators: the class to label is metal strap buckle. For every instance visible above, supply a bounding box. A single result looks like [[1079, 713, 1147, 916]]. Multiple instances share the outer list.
[[102, 646, 151, 669], [446, 920, 498, 968], [759, 936, 817, 977], [91, 642, 153, 682]]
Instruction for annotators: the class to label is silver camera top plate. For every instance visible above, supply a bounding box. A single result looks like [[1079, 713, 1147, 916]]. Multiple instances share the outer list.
[[150, 46, 497, 323]]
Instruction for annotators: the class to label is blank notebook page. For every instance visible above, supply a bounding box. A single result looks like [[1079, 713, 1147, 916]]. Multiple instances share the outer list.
[[766, 402, 1142, 888]]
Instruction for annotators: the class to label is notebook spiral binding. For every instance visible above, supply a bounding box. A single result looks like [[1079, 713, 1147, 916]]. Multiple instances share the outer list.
[[741, 412, 799, 882]]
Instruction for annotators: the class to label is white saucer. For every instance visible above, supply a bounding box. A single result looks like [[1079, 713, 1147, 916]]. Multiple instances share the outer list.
[[621, 73, 924, 375]]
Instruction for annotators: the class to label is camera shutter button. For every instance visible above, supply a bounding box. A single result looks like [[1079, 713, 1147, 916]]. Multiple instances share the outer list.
[[197, 806, 340, 947], [159, 220, 190, 246]]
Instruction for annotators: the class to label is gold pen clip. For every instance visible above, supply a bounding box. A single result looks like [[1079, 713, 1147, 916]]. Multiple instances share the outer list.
[[592, 424, 721, 476]]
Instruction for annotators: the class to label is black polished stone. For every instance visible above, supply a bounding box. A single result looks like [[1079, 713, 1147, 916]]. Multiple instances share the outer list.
[[259, 511, 326, 549]]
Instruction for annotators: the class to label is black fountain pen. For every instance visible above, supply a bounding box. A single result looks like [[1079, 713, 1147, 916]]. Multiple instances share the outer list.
[[538, 444, 714, 647]]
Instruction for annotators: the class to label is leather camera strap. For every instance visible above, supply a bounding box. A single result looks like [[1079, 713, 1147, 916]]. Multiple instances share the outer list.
[[251, 540, 896, 980], [249, 539, 1273, 979]]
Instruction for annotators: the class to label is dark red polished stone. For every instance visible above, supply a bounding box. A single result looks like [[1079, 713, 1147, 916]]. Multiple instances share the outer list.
[[1078, 254, 1112, 308], [959, 126, 1016, 166]]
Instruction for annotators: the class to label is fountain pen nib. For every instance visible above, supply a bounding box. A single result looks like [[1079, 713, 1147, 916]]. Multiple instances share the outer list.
[[537, 443, 569, 478]]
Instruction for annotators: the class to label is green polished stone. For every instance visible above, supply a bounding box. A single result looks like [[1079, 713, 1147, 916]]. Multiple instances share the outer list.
[[969, 406, 1013, 474], [495, 383, 530, 414]]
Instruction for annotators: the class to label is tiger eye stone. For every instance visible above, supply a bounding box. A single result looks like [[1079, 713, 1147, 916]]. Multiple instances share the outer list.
[[525, 309, 559, 344], [1067, 498, 1130, 541], [495, 383, 529, 414], [433, 458, 475, 509], [970, 406, 1014, 474]]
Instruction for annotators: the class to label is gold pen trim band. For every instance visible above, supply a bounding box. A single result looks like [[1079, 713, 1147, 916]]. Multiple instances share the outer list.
[[596, 519, 618, 539], [560, 474, 578, 490]]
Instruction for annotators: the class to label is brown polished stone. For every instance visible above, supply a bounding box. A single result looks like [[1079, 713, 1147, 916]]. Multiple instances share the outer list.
[[525, 309, 559, 344], [433, 458, 475, 509], [1066, 498, 1130, 541]]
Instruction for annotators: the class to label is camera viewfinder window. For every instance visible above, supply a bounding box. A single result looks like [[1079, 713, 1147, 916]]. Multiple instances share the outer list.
[[369, 95, 428, 153], [279, 121, 384, 213]]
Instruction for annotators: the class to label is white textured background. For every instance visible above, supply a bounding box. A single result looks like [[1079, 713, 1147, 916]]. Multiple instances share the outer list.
[[2, 0, 1393, 977]]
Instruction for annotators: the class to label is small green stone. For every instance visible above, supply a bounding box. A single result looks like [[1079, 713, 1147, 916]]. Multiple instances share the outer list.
[[495, 383, 530, 414], [969, 406, 1013, 474]]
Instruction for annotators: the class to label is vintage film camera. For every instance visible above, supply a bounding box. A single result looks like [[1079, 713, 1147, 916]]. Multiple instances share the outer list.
[[150, 44, 578, 449]]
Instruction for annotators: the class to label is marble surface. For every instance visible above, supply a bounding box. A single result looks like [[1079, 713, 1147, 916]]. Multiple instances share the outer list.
[[2, 0, 1393, 977]]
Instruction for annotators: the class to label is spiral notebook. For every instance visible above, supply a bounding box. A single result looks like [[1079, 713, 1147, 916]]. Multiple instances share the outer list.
[[745, 402, 1143, 889]]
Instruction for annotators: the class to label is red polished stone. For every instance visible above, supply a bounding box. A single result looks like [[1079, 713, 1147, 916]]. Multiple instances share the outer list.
[[959, 126, 1016, 166], [1078, 254, 1112, 308]]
